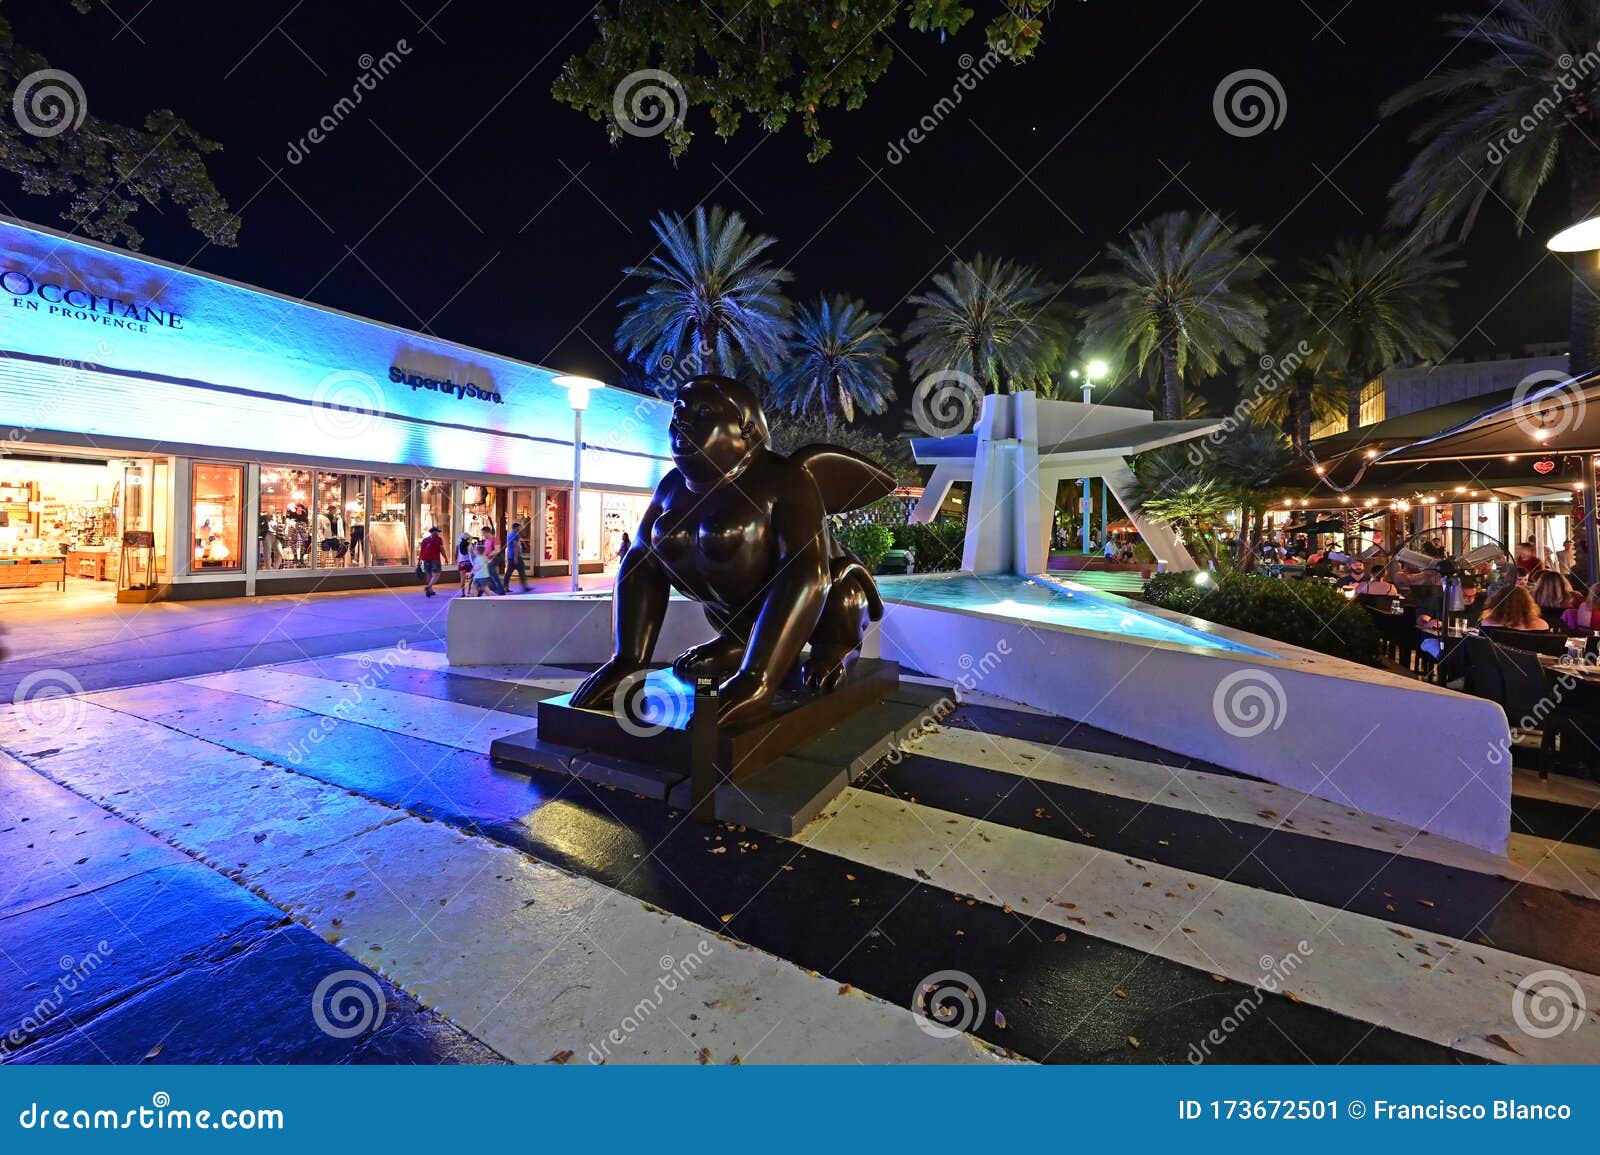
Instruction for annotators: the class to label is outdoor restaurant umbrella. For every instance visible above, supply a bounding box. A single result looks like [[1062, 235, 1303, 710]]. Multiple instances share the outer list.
[[1373, 367, 1600, 585]]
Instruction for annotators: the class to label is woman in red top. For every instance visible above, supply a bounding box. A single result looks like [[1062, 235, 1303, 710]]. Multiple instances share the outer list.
[[417, 526, 446, 598]]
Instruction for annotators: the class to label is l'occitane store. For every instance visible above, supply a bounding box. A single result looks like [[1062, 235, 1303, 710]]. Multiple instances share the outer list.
[[0, 215, 671, 601]]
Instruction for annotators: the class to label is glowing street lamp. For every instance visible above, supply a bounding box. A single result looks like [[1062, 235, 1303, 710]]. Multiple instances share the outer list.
[[552, 375, 606, 592], [1068, 360, 1111, 553]]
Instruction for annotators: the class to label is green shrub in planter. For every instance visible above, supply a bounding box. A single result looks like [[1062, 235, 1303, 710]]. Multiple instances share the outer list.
[[838, 523, 896, 572], [1142, 571, 1381, 665], [891, 520, 966, 572]]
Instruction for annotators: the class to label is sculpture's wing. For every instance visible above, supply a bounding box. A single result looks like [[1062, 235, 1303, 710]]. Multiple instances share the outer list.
[[791, 445, 897, 514]]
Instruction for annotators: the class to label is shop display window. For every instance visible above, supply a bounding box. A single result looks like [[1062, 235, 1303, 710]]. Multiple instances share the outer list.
[[368, 476, 414, 567], [314, 473, 365, 568], [191, 463, 243, 571], [463, 484, 501, 547], [542, 489, 568, 563], [258, 466, 314, 569], [420, 478, 452, 549]]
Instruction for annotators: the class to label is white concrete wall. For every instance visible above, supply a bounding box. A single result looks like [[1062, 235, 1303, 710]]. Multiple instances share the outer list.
[[447, 592, 717, 668], [865, 595, 1511, 854]]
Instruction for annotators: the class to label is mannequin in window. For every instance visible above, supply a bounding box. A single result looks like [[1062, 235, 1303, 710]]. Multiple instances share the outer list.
[[288, 503, 310, 565], [349, 514, 366, 566], [319, 504, 345, 565]]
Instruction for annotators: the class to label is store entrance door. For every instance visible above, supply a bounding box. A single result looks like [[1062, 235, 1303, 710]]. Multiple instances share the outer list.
[[0, 452, 165, 605]]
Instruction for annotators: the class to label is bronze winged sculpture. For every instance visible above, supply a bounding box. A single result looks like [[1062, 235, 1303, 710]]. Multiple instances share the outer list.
[[570, 375, 896, 728]]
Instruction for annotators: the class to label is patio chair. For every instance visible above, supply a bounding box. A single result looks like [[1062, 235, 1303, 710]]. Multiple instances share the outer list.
[[1481, 627, 1570, 656], [1468, 636, 1554, 776]]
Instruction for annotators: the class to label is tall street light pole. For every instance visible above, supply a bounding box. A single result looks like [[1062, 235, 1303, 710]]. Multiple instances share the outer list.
[[552, 375, 606, 593], [1071, 360, 1109, 556], [1548, 218, 1600, 588]]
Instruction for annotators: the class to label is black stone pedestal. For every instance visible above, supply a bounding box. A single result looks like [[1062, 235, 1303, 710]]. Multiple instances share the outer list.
[[488, 668, 958, 836]]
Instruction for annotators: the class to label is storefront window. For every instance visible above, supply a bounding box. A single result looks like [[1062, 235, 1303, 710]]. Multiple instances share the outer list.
[[259, 466, 314, 569], [507, 488, 536, 543], [420, 478, 452, 548], [601, 493, 649, 568], [191, 463, 243, 572], [577, 490, 602, 562], [542, 488, 568, 562], [368, 476, 414, 567], [314, 472, 365, 568], [463, 484, 500, 546]]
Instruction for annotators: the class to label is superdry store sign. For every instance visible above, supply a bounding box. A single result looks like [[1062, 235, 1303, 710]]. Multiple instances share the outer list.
[[1, 268, 185, 333]]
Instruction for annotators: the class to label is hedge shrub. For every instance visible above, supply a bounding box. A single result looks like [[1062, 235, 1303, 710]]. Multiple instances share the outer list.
[[838, 523, 895, 572], [891, 520, 966, 572], [1142, 571, 1381, 665]]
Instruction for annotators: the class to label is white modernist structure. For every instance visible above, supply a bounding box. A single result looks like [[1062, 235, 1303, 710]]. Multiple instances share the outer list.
[[908, 391, 1219, 573]]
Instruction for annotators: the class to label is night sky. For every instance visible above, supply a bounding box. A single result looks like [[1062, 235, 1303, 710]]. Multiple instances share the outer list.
[[0, 0, 1578, 428]]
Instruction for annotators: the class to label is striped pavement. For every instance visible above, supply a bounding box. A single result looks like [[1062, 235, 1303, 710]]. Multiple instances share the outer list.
[[2, 640, 1598, 1064]]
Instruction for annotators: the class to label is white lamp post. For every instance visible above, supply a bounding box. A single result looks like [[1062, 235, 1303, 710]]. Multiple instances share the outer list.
[[1070, 360, 1110, 554], [1546, 222, 1600, 587], [552, 375, 606, 592]]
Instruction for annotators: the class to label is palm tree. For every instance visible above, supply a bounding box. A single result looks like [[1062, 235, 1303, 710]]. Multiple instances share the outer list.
[[615, 204, 793, 379], [1080, 211, 1270, 421], [903, 255, 1062, 395], [1383, 1, 1600, 372], [1214, 419, 1295, 571], [1246, 300, 1344, 453], [1128, 446, 1237, 568], [769, 295, 898, 432], [1299, 235, 1459, 431]]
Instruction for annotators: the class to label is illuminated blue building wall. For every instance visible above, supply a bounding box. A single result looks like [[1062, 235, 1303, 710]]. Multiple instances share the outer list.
[[0, 215, 671, 489]]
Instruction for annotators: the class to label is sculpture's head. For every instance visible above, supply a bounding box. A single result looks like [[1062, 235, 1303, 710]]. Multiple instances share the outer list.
[[669, 375, 769, 492]]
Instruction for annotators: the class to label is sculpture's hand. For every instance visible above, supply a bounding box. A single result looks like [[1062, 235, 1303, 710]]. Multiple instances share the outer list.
[[570, 659, 641, 711], [716, 669, 774, 728]]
